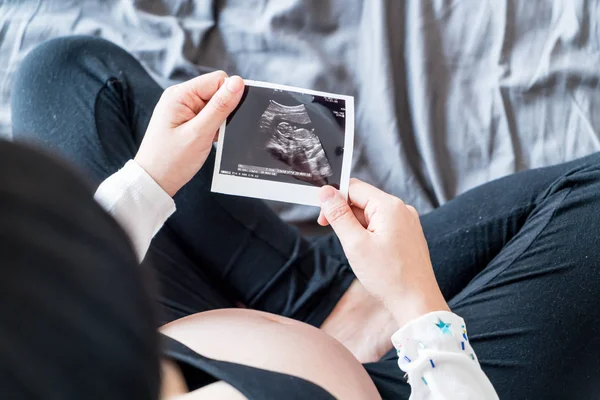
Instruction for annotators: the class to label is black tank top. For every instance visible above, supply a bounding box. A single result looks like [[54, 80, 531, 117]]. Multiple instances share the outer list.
[[162, 335, 336, 399]]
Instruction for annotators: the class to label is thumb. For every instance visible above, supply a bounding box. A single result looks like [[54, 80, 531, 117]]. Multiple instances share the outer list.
[[187, 75, 245, 136], [319, 186, 366, 248]]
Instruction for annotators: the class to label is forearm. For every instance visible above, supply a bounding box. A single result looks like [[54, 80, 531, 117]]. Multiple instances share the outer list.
[[380, 264, 498, 398], [386, 280, 450, 328]]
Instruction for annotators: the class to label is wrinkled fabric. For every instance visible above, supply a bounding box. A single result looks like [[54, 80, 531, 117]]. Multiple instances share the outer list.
[[4, 0, 600, 227], [261, 101, 333, 186]]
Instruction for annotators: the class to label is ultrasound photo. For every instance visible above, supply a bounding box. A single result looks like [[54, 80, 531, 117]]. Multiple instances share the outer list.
[[212, 80, 354, 206]]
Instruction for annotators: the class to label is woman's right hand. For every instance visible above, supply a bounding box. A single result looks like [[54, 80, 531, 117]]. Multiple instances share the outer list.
[[317, 179, 449, 326], [135, 71, 244, 197]]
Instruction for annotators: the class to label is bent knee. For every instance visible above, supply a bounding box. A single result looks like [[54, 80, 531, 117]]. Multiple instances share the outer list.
[[13, 36, 125, 94]]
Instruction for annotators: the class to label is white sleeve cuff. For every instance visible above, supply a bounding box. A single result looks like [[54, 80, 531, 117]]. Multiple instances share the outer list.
[[391, 311, 499, 399], [94, 160, 176, 262], [391, 311, 478, 367]]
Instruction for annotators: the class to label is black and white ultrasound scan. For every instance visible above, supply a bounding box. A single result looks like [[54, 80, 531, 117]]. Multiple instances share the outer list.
[[211, 80, 354, 206]]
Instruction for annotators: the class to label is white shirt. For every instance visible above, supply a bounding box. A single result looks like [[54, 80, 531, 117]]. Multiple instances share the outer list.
[[94, 160, 499, 400]]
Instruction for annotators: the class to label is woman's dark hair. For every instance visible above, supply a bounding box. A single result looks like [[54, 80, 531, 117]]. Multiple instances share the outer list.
[[0, 140, 160, 399]]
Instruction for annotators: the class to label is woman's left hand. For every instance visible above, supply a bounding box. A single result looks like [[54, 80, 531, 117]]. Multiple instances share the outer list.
[[318, 179, 449, 326], [135, 71, 244, 197]]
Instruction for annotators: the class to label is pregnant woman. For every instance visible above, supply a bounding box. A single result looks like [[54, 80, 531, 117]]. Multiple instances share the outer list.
[[7, 36, 599, 399]]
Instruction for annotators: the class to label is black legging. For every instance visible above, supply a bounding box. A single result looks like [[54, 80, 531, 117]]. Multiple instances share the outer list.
[[11, 36, 600, 399]]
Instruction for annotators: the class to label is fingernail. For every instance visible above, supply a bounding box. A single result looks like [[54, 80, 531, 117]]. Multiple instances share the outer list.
[[226, 76, 244, 93], [319, 186, 336, 204]]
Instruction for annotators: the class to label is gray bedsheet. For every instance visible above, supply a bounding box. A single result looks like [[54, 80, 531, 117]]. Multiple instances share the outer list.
[[3, 0, 600, 226]]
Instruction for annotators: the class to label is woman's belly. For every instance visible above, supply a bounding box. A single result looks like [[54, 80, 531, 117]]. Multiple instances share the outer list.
[[160, 309, 381, 400]]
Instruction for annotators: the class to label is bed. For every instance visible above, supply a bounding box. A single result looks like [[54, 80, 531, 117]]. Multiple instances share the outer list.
[[3, 0, 600, 227]]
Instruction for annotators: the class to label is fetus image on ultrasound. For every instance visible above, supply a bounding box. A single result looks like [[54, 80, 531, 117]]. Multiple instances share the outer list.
[[259, 100, 333, 186]]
